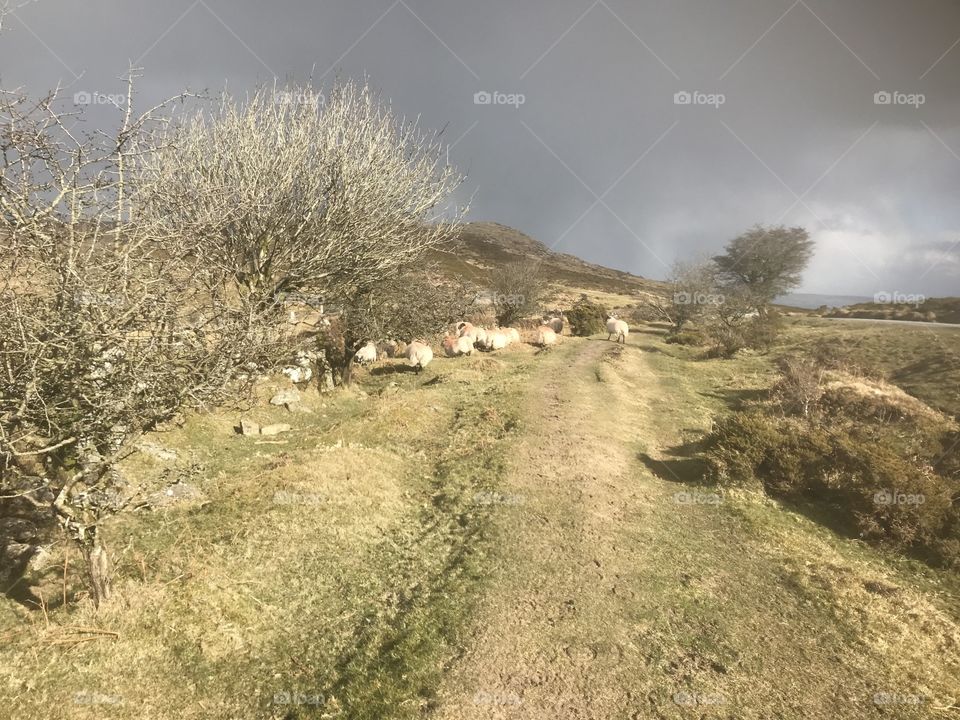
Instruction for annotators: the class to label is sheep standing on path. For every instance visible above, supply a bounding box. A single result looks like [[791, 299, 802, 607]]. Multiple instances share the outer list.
[[406, 341, 434, 372], [606, 316, 629, 344]]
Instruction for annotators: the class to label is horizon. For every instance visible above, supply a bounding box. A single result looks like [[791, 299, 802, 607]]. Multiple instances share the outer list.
[[1, 0, 958, 296]]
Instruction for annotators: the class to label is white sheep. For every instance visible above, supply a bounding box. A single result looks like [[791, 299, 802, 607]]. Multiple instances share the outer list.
[[442, 334, 474, 357], [483, 330, 508, 351], [406, 341, 434, 371], [606, 316, 629, 344], [537, 325, 558, 347], [502, 327, 521, 345], [474, 326, 488, 347], [354, 341, 378, 365]]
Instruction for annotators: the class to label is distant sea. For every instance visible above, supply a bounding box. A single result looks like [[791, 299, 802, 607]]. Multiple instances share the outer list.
[[774, 293, 873, 310]]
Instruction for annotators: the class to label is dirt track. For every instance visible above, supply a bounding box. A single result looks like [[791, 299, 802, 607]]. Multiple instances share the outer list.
[[430, 338, 960, 720]]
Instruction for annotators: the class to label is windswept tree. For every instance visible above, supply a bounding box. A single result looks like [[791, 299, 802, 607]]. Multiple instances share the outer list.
[[713, 225, 814, 313], [139, 81, 466, 381]]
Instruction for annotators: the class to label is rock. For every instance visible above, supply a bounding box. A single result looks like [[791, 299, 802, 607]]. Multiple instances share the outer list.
[[270, 388, 302, 409], [239, 418, 260, 436], [259, 423, 292, 436], [138, 441, 178, 461], [144, 481, 206, 510]]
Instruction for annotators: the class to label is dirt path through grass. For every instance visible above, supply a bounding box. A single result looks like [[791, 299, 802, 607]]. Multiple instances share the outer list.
[[431, 337, 959, 720]]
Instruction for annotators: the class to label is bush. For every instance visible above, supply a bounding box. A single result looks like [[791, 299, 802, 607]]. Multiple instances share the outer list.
[[566, 297, 609, 336], [665, 330, 705, 346], [702, 409, 960, 568]]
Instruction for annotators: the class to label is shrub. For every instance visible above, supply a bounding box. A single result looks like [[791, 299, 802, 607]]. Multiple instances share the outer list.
[[665, 330, 705, 346], [566, 297, 609, 336], [702, 410, 960, 567]]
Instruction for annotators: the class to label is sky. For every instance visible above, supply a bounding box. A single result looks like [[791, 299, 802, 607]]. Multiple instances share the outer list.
[[1, 0, 958, 296]]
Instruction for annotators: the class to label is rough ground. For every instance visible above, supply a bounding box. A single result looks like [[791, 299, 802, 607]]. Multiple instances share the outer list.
[[431, 338, 959, 720], [2, 330, 957, 719]]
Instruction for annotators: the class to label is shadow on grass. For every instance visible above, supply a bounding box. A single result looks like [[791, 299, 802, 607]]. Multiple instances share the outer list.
[[639, 437, 712, 486], [698, 388, 767, 411]]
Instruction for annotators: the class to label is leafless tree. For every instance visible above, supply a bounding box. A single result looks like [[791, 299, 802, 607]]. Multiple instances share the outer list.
[[490, 259, 544, 327], [0, 77, 281, 607], [647, 259, 718, 333], [138, 80, 467, 382]]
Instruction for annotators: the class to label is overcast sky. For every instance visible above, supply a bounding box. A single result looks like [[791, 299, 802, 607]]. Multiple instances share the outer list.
[[2, 0, 958, 296]]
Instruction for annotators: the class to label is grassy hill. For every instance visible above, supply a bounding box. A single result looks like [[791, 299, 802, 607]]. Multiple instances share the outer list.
[[822, 297, 960, 324], [429, 221, 668, 307]]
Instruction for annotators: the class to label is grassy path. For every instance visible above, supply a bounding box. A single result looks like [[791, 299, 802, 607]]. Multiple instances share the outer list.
[[431, 336, 960, 719]]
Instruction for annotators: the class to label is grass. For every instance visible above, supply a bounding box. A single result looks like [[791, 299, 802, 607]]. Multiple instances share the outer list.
[[3, 317, 959, 719], [0, 351, 538, 719]]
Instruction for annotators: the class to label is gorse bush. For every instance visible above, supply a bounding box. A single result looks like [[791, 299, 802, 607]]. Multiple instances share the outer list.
[[702, 361, 960, 568], [565, 297, 609, 337]]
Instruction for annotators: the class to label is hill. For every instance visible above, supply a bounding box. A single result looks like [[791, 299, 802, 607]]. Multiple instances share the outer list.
[[429, 221, 668, 306], [821, 297, 960, 324]]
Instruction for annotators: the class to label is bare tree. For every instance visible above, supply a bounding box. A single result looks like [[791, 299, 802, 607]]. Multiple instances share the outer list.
[[490, 259, 544, 327], [648, 259, 718, 333], [139, 80, 467, 382], [0, 79, 279, 607]]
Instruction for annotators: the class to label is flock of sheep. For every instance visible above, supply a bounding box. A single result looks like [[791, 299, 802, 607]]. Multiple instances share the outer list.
[[352, 314, 629, 371]]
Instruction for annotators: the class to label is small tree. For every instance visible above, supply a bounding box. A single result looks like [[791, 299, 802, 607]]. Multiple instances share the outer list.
[[565, 295, 609, 336], [0, 78, 280, 608], [140, 81, 466, 383], [335, 270, 472, 384], [713, 225, 814, 313], [489, 259, 544, 327], [649, 260, 718, 333]]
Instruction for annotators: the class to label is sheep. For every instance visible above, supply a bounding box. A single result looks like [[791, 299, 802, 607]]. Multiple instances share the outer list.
[[354, 341, 378, 365], [406, 341, 434, 372], [545, 312, 564, 334], [442, 334, 474, 357], [537, 325, 558, 347], [502, 327, 521, 345], [606, 316, 629, 344], [474, 326, 488, 348], [376, 340, 400, 360], [482, 330, 508, 351]]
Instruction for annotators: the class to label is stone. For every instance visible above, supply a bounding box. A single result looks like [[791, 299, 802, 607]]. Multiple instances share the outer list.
[[239, 418, 260, 436], [270, 388, 302, 408], [138, 441, 178, 461]]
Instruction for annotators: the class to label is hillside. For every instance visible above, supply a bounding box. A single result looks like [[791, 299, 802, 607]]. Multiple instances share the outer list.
[[821, 297, 960, 324], [429, 221, 668, 305]]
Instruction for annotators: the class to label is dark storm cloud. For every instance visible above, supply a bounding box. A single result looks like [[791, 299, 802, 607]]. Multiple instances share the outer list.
[[2, 0, 958, 295]]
